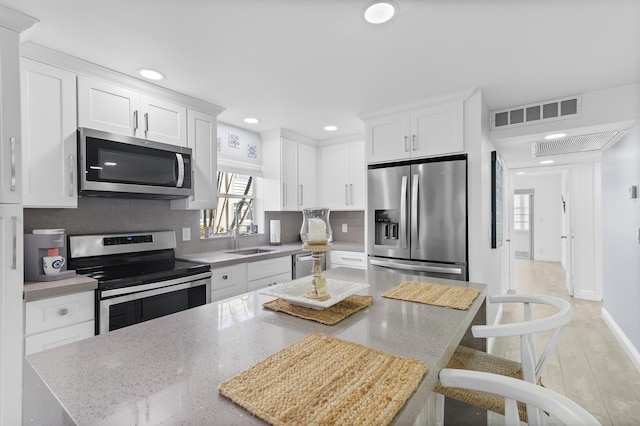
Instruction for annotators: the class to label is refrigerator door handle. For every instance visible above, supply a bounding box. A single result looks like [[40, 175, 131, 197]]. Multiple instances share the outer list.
[[411, 174, 419, 250], [369, 258, 463, 275], [400, 175, 408, 249]]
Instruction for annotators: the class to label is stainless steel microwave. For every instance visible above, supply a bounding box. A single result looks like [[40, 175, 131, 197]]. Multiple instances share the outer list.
[[78, 127, 194, 199]]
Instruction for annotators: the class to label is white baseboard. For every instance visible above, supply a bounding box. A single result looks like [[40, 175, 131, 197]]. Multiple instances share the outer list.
[[573, 289, 600, 301], [532, 255, 561, 262], [601, 307, 640, 373]]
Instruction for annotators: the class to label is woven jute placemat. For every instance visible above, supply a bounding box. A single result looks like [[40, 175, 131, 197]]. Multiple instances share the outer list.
[[263, 295, 373, 325], [382, 281, 480, 310], [219, 332, 428, 426]]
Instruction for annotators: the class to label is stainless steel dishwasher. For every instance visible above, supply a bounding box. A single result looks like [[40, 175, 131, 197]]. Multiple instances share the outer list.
[[292, 252, 326, 278]]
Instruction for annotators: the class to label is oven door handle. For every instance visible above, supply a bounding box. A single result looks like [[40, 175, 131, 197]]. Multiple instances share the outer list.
[[100, 271, 212, 298]]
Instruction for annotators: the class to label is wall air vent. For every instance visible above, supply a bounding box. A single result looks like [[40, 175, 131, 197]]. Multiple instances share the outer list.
[[491, 95, 581, 129], [531, 130, 624, 157]]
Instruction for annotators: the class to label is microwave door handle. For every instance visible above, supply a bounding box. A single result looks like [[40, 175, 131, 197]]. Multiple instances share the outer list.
[[176, 153, 185, 187], [411, 174, 419, 250], [399, 175, 408, 249]]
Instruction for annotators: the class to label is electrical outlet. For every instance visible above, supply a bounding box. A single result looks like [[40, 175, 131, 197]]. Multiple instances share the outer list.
[[342, 224, 348, 233], [182, 227, 191, 241]]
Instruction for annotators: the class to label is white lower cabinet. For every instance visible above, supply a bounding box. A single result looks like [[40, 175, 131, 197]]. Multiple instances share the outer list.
[[24, 290, 95, 355], [211, 263, 247, 302], [246, 256, 292, 292], [328, 250, 367, 270]]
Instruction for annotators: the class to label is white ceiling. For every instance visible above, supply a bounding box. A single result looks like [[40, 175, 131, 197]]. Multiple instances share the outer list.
[[2, 0, 639, 165]]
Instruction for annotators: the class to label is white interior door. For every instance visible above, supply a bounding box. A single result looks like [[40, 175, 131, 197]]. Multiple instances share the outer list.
[[563, 178, 575, 296], [513, 190, 534, 259]]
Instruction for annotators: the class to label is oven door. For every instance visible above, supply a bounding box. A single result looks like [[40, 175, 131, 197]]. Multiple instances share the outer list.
[[98, 272, 211, 334]]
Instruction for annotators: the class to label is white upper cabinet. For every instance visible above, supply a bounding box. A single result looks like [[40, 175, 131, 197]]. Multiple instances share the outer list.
[[171, 109, 217, 210], [78, 76, 187, 146], [0, 27, 22, 204], [319, 140, 365, 210], [21, 59, 78, 208], [297, 142, 317, 209], [262, 130, 318, 211], [363, 99, 464, 164]]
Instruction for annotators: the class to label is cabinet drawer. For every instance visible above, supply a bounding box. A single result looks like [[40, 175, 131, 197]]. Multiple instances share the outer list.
[[211, 264, 247, 301], [25, 321, 95, 355], [247, 271, 292, 293], [247, 256, 292, 281], [25, 291, 95, 335], [329, 251, 367, 270]]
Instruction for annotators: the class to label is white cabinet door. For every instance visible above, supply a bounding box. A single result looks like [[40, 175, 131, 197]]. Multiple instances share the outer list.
[[297, 143, 317, 209], [0, 205, 23, 423], [78, 75, 140, 137], [411, 100, 464, 157], [0, 27, 21, 204], [21, 59, 78, 208], [140, 94, 187, 146], [25, 321, 94, 356], [329, 250, 366, 270], [211, 263, 246, 301], [320, 144, 350, 210], [365, 113, 409, 164], [171, 109, 217, 210], [349, 141, 366, 209], [281, 138, 298, 211]]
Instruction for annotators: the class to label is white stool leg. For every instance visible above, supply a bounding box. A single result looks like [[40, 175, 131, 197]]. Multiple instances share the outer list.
[[434, 393, 445, 426]]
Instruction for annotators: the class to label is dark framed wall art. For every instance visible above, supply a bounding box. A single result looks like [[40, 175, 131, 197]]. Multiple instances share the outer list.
[[491, 150, 504, 249]]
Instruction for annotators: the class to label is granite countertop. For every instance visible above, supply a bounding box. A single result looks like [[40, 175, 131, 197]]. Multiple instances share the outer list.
[[181, 241, 364, 267], [23, 275, 98, 302], [24, 267, 486, 426]]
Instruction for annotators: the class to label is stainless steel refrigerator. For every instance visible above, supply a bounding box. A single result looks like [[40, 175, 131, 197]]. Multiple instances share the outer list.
[[367, 155, 468, 280]]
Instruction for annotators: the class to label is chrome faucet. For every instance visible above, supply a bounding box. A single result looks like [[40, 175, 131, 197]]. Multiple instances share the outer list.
[[233, 200, 253, 250]]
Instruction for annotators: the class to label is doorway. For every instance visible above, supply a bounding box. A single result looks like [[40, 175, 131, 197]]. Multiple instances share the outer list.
[[513, 189, 534, 259]]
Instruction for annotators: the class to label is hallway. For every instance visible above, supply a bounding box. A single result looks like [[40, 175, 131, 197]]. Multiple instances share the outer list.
[[489, 260, 640, 425]]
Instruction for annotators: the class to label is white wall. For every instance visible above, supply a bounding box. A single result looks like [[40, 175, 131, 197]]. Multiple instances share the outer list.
[[467, 90, 509, 327], [601, 123, 640, 368], [513, 173, 563, 262]]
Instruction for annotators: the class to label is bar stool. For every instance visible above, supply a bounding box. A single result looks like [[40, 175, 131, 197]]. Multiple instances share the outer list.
[[439, 369, 600, 425], [433, 294, 573, 425]]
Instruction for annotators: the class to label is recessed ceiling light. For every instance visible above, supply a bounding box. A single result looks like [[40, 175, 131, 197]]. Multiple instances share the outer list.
[[364, 1, 396, 24], [544, 133, 566, 140], [516, 172, 525, 175], [243, 118, 260, 124], [137, 68, 165, 81], [324, 125, 338, 131], [539, 160, 555, 165]]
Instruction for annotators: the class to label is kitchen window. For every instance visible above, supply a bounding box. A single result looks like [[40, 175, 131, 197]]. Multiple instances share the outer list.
[[201, 172, 256, 236]]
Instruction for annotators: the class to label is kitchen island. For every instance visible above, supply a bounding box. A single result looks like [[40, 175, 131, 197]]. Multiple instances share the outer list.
[[24, 267, 486, 425]]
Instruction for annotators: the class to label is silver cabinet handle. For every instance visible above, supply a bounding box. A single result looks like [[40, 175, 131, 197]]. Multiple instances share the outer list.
[[411, 174, 419, 249], [144, 112, 149, 136], [68, 155, 74, 197], [133, 110, 139, 131], [345, 184, 349, 206], [10, 137, 16, 191], [350, 184, 354, 206], [404, 135, 408, 152], [299, 184, 303, 206], [399, 176, 408, 249], [282, 183, 287, 206], [58, 308, 69, 316], [412, 134, 416, 151], [11, 216, 17, 269]]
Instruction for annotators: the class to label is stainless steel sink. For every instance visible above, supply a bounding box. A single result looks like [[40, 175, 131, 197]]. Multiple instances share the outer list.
[[225, 248, 275, 255]]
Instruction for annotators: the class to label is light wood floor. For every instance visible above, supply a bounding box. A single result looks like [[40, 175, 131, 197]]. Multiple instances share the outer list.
[[488, 259, 640, 425]]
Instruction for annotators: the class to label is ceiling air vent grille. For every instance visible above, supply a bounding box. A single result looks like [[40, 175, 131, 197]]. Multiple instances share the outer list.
[[491, 95, 581, 129], [531, 131, 623, 157]]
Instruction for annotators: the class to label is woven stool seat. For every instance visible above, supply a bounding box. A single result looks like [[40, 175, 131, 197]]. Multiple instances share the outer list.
[[434, 345, 541, 422]]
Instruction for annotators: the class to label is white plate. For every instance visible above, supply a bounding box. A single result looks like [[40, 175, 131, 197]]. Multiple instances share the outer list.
[[260, 278, 370, 310], [33, 229, 65, 234]]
